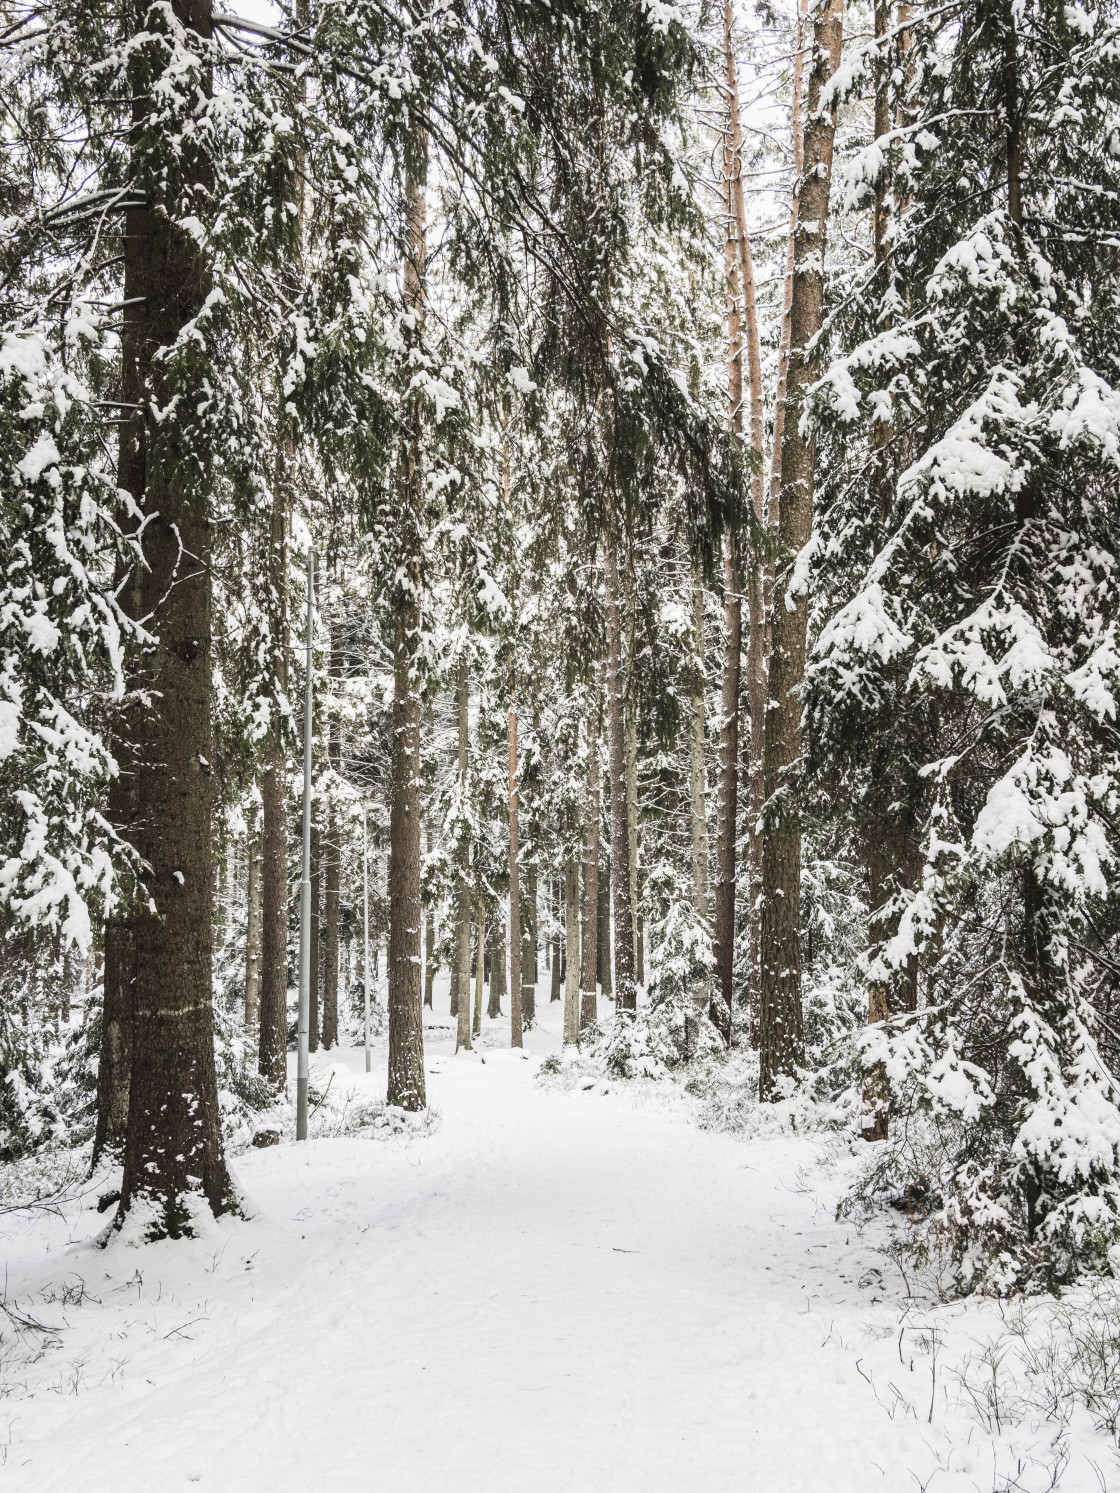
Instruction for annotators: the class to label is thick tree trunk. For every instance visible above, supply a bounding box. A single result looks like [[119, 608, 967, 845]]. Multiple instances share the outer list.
[[388, 602, 425, 1106], [508, 653, 524, 1048], [245, 802, 262, 1033], [386, 136, 427, 1111], [579, 690, 600, 1031], [759, 0, 845, 1101], [309, 815, 321, 1053], [456, 658, 473, 1053], [114, 0, 233, 1235], [564, 862, 580, 1043], [689, 578, 709, 921], [604, 527, 636, 1013]]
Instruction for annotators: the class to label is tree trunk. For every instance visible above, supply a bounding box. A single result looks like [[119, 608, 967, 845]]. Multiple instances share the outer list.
[[598, 851, 612, 997], [508, 652, 524, 1048], [712, 25, 746, 1047], [550, 879, 562, 1002], [689, 578, 709, 921], [258, 736, 289, 1088], [93, 897, 132, 1164], [424, 907, 435, 1008], [323, 814, 339, 1050], [603, 526, 636, 1013], [490, 923, 506, 1018], [861, 0, 897, 1137], [309, 815, 321, 1054], [522, 845, 537, 1026], [386, 131, 427, 1111], [564, 862, 580, 1043], [456, 658, 473, 1053], [245, 802, 262, 1033], [767, 0, 808, 605], [722, 2, 769, 1051], [473, 900, 485, 1038], [579, 688, 600, 1031], [625, 693, 640, 985], [114, 0, 233, 1234], [759, 0, 845, 1101], [712, 534, 741, 1045]]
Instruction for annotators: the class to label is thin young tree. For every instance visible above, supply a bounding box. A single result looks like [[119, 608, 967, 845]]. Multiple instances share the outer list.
[[507, 647, 525, 1049], [603, 517, 637, 1013], [579, 679, 601, 1031], [244, 803, 263, 1032], [455, 657, 473, 1053]]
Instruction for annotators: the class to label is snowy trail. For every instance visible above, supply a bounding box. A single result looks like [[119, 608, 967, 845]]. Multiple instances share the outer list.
[[0, 998, 1102, 1491]]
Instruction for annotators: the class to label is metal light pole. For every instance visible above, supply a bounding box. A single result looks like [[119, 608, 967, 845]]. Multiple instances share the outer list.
[[362, 805, 371, 1073], [296, 549, 314, 1140]]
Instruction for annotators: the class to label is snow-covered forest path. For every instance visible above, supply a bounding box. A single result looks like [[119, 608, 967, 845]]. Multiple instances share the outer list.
[[1, 995, 1096, 1492]]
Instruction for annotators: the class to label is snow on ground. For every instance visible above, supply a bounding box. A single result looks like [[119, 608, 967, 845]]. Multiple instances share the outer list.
[[1, 983, 1117, 1491]]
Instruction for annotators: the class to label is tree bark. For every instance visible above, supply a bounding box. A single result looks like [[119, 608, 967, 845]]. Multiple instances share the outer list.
[[550, 879, 562, 1002], [625, 692, 640, 984], [768, 0, 808, 571], [245, 801, 262, 1033], [473, 899, 485, 1038], [114, 0, 232, 1234], [258, 741, 288, 1088], [93, 895, 132, 1164], [424, 906, 435, 1008], [604, 527, 636, 1013], [522, 841, 537, 1026], [564, 862, 580, 1043], [490, 923, 506, 1018], [598, 851, 612, 998], [322, 679, 341, 1051], [580, 685, 601, 1031], [508, 651, 524, 1048], [309, 814, 321, 1053], [759, 0, 845, 1101], [861, 0, 897, 1138], [713, 533, 741, 1046], [722, 0, 769, 1051], [386, 131, 427, 1111], [712, 18, 747, 1046], [455, 657, 473, 1053], [689, 577, 710, 921]]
